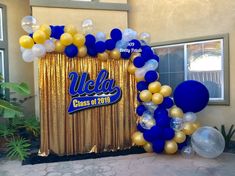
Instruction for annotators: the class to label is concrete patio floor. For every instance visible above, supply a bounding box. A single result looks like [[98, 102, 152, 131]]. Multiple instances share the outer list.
[[0, 153, 235, 176]]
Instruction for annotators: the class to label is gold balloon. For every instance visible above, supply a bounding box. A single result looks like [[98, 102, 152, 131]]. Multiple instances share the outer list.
[[159, 85, 172, 97], [73, 33, 85, 47], [110, 49, 120, 60], [60, 33, 73, 46], [55, 40, 65, 53], [98, 52, 109, 61], [164, 140, 178, 154], [143, 142, 153, 153], [130, 52, 140, 61], [131, 131, 147, 146], [78, 46, 87, 57], [152, 93, 164, 105], [19, 35, 34, 49], [127, 63, 136, 74], [139, 90, 152, 102], [192, 121, 200, 130], [33, 30, 47, 44], [182, 122, 196, 135], [173, 131, 186, 143], [64, 24, 77, 36], [148, 81, 161, 93], [169, 106, 184, 118], [39, 24, 51, 39], [135, 76, 144, 82]]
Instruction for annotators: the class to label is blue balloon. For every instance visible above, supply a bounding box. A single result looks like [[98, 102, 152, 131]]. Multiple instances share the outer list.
[[163, 128, 175, 140], [159, 97, 174, 109], [156, 116, 170, 128], [137, 123, 146, 133], [105, 39, 116, 50], [133, 56, 145, 68], [177, 137, 189, 150], [110, 28, 122, 41], [152, 54, 160, 62], [152, 139, 165, 153], [144, 71, 158, 83], [95, 41, 106, 53], [120, 50, 131, 59], [137, 81, 148, 91], [143, 126, 163, 142], [87, 46, 97, 57], [85, 34, 96, 47], [129, 39, 141, 50], [136, 105, 146, 116], [154, 107, 168, 119], [51, 25, 64, 39], [173, 80, 209, 113], [115, 40, 128, 50], [65, 44, 78, 58], [141, 45, 154, 61]]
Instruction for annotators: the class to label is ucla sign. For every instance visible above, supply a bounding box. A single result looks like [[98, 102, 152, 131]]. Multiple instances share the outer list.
[[68, 69, 122, 113]]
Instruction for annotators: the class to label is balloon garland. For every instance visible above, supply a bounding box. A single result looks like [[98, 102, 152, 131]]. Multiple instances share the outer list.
[[19, 17, 225, 158]]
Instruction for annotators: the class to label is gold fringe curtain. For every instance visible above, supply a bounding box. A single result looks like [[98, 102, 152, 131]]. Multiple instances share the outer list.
[[38, 53, 138, 156]]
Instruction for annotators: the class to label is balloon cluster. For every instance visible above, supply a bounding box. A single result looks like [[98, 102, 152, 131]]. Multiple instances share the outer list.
[[19, 16, 225, 159], [19, 17, 153, 63]]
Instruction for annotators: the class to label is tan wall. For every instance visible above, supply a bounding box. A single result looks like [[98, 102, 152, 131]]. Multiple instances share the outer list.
[[0, 0, 34, 115], [32, 6, 128, 116], [129, 0, 235, 130], [100, 0, 127, 3]]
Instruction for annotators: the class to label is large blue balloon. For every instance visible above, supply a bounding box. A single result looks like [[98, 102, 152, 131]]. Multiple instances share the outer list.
[[65, 44, 78, 58], [152, 139, 165, 153], [173, 80, 209, 113]]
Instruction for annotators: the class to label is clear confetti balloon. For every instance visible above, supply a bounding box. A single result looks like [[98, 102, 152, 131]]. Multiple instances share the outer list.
[[21, 16, 38, 34], [81, 19, 93, 34], [181, 146, 195, 159], [139, 32, 151, 45], [139, 111, 156, 129], [191, 126, 225, 158], [170, 117, 184, 131], [183, 112, 197, 123], [142, 102, 158, 114]]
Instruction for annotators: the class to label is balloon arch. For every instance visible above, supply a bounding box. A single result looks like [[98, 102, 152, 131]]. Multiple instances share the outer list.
[[19, 17, 225, 158]]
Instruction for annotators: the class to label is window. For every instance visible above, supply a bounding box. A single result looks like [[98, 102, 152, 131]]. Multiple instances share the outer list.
[[152, 34, 229, 105], [0, 4, 8, 82]]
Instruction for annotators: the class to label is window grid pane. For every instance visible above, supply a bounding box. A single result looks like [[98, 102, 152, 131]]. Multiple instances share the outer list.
[[0, 8, 3, 41]]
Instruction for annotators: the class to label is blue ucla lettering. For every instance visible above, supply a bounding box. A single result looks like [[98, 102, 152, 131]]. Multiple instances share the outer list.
[[69, 69, 119, 96]]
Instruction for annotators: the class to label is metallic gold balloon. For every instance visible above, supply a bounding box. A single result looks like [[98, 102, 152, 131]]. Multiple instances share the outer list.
[[98, 52, 108, 61], [192, 121, 200, 130], [152, 93, 164, 105], [130, 52, 140, 61], [140, 90, 152, 102], [135, 76, 145, 82], [143, 142, 153, 153], [148, 81, 161, 93], [19, 35, 34, 48], [159, 85, 172, 97], [173, 131, 186, 143], [64, 24, 77, 36], [164, 140, 178, 154], [60, 33, 73, 46], [33, 30, 47, 44], [131, 131, 147, 146], [110, 49, 121, 60], [78, 46, 87, 57], [73, 33, 85, 47], [55, 40, 65, 53], [127, 63, 137, 74], [169, 106, 184, 118], [39, 24, 51, 39], [182, 122, 196, 135]]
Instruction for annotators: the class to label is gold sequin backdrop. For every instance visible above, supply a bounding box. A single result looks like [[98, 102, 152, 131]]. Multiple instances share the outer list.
[[38, 53, 138, 156]]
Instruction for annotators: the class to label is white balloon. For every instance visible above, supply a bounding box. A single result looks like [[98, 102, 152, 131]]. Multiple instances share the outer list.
[[183, 112, 197, 122], [122, 28, 137, 42], [22, 49, 36, 62], [20, 46, 26, 53], [44, 40, 55, 52], [135, 67, 148, 79], [96, 32, 106, 42], [144, 59, 159, 71], [139, 32, 151, 45], [21, 16, 38, 34], [32, 44, 46, 58], [81, 19, 93, 34]]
